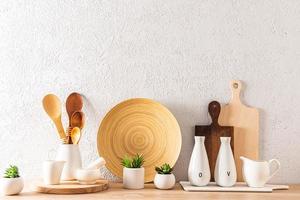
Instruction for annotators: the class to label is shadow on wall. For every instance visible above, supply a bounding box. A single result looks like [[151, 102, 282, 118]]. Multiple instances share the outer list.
[[165, 101, 211, 181]]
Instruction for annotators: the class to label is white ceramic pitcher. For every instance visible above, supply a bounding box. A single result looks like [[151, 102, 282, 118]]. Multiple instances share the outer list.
[[240, 156, 280, 187], [56, 144, 82, 180]]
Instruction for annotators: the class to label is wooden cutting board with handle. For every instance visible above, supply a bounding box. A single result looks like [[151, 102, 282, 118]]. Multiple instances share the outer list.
[[218, 80, 259, 182], [195, 101, 234, 181]]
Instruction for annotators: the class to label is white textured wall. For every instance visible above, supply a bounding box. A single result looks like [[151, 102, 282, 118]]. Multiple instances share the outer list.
[[0, 0, 300, 184]]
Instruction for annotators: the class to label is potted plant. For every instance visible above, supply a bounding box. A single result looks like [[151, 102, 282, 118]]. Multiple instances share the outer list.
[[0, 165, 24, 195], [154, 163, 176, 189], [121, 154, 144, 189]]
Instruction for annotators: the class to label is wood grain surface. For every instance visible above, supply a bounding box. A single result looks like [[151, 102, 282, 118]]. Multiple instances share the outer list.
[[3, 182, 298, 200], [34, 180, 108, 194], [219, 80, 259, 182], [97, 98, 181, 182]]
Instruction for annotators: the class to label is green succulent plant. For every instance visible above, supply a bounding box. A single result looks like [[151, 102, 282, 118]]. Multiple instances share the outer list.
[[121, 154, 144, 168], [121, 155, 132, 168], [155, 163, 173, 174], [4, 165, 20, 178]]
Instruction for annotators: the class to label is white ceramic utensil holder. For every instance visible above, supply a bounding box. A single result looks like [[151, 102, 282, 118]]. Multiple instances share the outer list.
[[240, 156, 281, 187], [188, 136, 210, 186], [214, 137, 237, 187], [123, 167, 144, 189], [56, 144, 82, 180], [0, 177, 24, 196], [154, 173, 176, 190]]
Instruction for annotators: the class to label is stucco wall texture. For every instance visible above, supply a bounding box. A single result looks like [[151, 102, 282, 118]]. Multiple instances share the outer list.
[[0, 1, 300, 183]]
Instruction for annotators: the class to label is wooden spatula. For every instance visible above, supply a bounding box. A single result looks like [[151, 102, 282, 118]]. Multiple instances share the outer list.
[[42, 94, 66, 140]]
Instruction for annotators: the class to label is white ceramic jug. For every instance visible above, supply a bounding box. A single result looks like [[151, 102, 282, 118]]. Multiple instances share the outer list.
[[240, 156, 280, 187], [56, 144, 82, 180], [188, 136, 210, 186], [214, 137, 236, 187]]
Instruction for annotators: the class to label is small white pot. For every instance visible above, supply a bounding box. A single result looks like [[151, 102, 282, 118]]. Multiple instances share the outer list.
[[154, 173, 175, 190], [123, 167, 144, 189], [0, 177, 24, 196]]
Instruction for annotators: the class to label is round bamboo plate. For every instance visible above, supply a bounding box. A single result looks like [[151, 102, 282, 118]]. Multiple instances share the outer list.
[[97, 98, 182, 182], [34, 180, 109, 194]]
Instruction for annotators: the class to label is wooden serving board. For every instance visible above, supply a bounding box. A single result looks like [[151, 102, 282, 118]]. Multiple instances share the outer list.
[[218, 80, 259, 182], [195, 101, 234, 181], [180, 181, 289, 193], [34, 180, 109, 194]]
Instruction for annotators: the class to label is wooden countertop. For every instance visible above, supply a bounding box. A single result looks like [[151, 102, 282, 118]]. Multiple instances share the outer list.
[[1, 183, 300, 200]]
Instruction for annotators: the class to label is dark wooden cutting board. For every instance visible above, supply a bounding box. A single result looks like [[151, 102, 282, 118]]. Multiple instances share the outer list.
[[195, 101, 234, 181]]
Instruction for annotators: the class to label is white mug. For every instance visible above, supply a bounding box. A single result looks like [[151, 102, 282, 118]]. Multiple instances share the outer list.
[[240, 156, 280, 187], [43, 160, 65, 185]]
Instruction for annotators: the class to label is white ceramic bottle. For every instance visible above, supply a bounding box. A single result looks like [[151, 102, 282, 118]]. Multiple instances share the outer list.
[[214, 137, 236, 187], [188, 136, 210, 186]]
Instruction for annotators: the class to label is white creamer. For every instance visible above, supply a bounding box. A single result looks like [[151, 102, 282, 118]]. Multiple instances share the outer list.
[[240, 156, 280, 187]]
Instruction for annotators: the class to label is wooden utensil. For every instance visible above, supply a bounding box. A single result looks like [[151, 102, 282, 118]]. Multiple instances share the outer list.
[[66, 92, 83, 143], [71, 111, 85, 130], [66, 93, 83, 125], [67, 111, 85, 144], [34, 180, 108, 194], [195, 101, 234, 181], [42, 94, 66, 140], [97, 98, 182, 182], [218, 80, 259, 181], [70, 127, 81, 145]]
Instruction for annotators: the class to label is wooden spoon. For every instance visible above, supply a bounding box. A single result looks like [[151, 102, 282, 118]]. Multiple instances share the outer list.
[[70, 127, 81, 145], [66, 92, 83, 143], [71, 111, 85, 130], [68, 111, 85, 144], [66, 92, 83, 127], [42, 94, 66, 140]]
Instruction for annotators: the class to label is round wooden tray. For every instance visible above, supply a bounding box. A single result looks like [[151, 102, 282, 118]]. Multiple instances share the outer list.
[[97, 98, 182, 182], [34, 180, 109, 194]]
